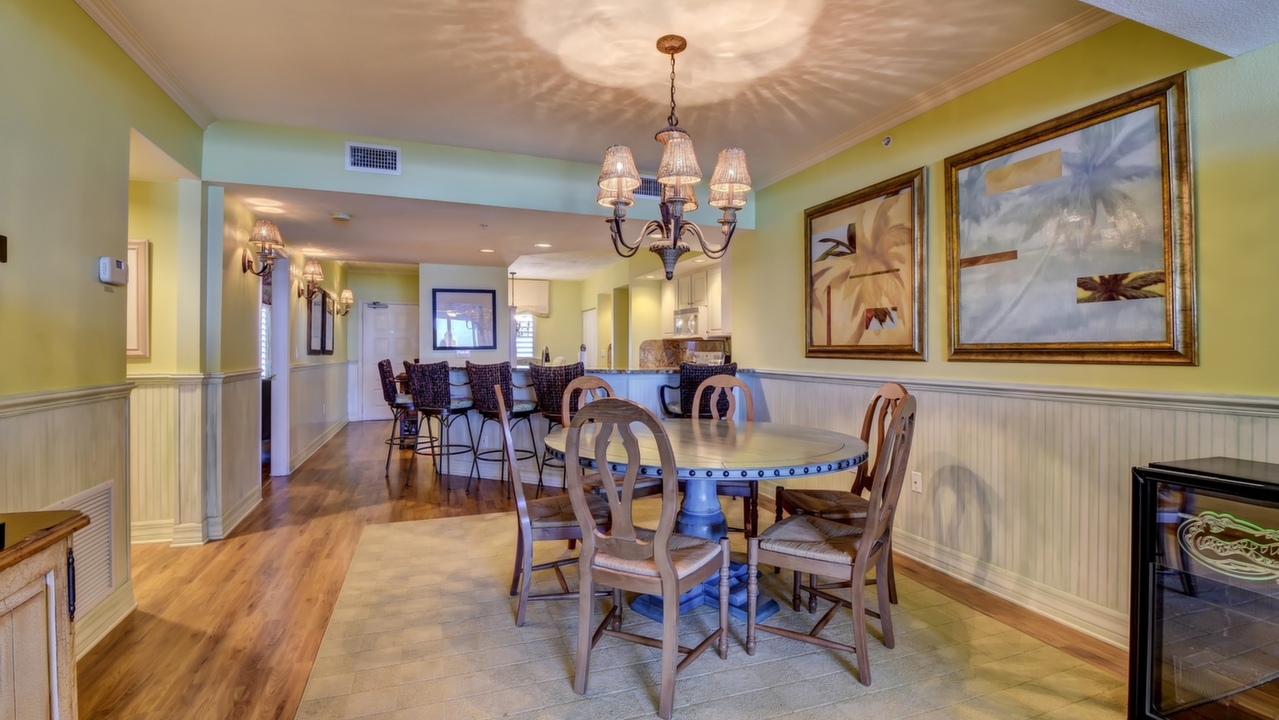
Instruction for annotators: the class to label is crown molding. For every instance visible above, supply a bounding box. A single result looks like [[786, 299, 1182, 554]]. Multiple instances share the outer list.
[[75, 0, 215, 129], [755, 7, 1123, 188]]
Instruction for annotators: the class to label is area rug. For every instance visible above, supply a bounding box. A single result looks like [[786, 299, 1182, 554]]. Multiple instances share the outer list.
[[296, 509, 1126, 719]]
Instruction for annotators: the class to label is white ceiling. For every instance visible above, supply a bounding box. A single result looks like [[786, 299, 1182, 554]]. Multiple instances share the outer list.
[[110, 0, 1095, 183], [223, 183, 618, 276], [1080, 0, 1279, 56]]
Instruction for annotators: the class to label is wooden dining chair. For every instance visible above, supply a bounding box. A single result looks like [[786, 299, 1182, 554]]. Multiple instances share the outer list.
[[496, 388, 610, 627], [564, 397, 731, 720], [689, 375, 760, 536], [747, 395, 917, 686], [775, 381, 909, 603]]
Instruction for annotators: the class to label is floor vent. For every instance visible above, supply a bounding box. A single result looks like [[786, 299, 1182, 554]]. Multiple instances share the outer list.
[[346, 142, 401, 175], [46, 481, 113, 617], [635, 175, 661, 199]]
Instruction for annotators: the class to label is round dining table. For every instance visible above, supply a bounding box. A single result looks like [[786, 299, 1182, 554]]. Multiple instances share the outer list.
[[544, 418, 868, 623]]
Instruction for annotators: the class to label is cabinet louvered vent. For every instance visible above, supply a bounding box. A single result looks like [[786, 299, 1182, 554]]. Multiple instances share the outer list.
[[46, 481, 113, 617], [635, 175, 661, 199], [345, 142, 401, 175]]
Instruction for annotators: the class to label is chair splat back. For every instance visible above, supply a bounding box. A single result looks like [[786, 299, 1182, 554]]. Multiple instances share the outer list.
[[530, 362, 585, 423], [852, 382, 909, 495], [693, 375, 754, 421], [565, 398, 680, 581], [861, 395, 917, 546], [561, 376, 614, 426], [406, 361, 452, 411], [376, 359, 398, 405], [494, 388, 534, 516]]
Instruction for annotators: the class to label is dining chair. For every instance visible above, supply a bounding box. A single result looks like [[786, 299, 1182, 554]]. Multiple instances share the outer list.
[[688, 375, 760, 537], [530, 362, 586, 494], [377, 359, 417, 477], [564, 397, 731, 720], [775, 381, 909, 604], [405, 361, 475, 492], [464, 361, 541, 496], [560, 376, 663, 503], [659, 362, 737, 419], [495, 388, 610, 626], [747, 395, 917, 686]]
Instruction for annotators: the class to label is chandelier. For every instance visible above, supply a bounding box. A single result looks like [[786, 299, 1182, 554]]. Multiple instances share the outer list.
[[597, 35, 752, 280]]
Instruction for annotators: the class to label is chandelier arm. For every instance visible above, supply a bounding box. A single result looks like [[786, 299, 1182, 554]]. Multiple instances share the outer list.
[[688, 218, 733, 260], [608, 216, 640, 258]]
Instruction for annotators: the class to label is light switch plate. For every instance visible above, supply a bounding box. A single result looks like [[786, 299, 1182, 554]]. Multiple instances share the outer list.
[[456, 350, 471, 358], [911, 471, 922, 493]]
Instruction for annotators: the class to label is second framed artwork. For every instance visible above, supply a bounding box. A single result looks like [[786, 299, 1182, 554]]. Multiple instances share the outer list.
[[805, 168, 926, 360]]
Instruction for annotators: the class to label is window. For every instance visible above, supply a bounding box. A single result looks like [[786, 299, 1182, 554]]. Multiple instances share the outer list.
[[514, 312, 535, 365], [259, 305, 271, 378]]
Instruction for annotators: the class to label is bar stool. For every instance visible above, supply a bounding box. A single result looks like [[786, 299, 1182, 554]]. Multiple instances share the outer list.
[[659, 362, 738, 419], [377, 359, 416, 477], [529, 362, 585, 495], [464, 361, 540, 496], [406, 361, 475, 492]]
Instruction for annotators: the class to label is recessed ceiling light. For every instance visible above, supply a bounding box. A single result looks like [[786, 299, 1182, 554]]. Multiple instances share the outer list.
[[244, 197, 282, 206], [479, 249, 495, 253], [533, 243, 552, 248], [254, 206, 286, 214], [692, 258, 707, 263], [331, 212, 351, 221]]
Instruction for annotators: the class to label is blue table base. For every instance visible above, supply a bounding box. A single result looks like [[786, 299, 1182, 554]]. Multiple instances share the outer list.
[[630, 561, 780, 624]]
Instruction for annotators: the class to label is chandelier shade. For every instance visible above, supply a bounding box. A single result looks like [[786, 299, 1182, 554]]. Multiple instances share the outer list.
[[709, 147, 752, 194], [709, 186, 747, 210], [302, 259, 324, 282], [598, 145, 641, 193], [597, 184, 635, 208], [656, 136, 702, 186], [661, 180, 698, 212]]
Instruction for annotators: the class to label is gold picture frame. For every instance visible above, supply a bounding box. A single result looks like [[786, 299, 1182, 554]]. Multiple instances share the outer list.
[[945, 73, 1196, 364], [805, 168, 926, 360]]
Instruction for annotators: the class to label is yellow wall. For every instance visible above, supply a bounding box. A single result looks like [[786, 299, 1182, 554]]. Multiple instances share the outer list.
[[0, 0, 203, 395], [126, 181, 180, 374], [344, 268, 420, 361], [628, 279, 663, 368], [531, 280, 585, 363], [290, 257, 349, 367], [418, 264, 509, 365], [733, 22, 1279, 394], [220, 195, 264, 373]]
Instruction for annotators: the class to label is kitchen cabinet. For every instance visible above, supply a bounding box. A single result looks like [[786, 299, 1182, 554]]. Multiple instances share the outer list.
[[676, 275, 691, 308], [707, 266, 722, 334], [661, 282, 676, 337], [690, 271, 708, 307]]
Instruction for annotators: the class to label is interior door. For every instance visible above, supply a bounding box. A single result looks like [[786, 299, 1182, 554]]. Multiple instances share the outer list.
[[582, 308, 598, 370], [360, 303, 419, 421]]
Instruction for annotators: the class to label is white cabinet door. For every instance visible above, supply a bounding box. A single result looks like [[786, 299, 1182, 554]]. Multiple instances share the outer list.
[[676, 275, 692, 308], [661, 281, 676, 337], [690, 271, 708, 307], [707, 266, 722, 333]]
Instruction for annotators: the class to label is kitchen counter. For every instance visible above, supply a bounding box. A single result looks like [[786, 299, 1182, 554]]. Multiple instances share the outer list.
[[587, 367, 750, 374]]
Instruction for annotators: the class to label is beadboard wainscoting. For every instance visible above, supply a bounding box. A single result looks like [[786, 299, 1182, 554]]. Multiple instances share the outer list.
[[290, 362, 350, 472], [740, 370, 1279, 648], [0, 383, 137, 658], [129, 371, 262, 545]]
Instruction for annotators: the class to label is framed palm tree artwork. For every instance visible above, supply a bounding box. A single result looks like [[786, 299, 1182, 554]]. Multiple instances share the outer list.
[[945, 73, 1196, 364], [805, 168, 926, 360]]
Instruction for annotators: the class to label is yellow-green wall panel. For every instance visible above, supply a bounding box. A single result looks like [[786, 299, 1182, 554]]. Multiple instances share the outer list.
[[290, 257, 349, 368], [531, 280, 584, 363], [344, 269, 420, 361], [126, 181, 179, 374]]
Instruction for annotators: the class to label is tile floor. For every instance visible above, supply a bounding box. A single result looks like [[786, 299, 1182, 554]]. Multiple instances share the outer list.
[[296, 510, 1127, 719]]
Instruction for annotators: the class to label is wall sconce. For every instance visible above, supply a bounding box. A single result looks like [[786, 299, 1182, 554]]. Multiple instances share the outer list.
[[297, 259, 324, 300], [242, 220, 284, 277], [338, 288, 354, 316]]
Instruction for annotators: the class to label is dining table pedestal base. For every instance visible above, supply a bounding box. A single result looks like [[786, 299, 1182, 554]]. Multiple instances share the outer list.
[[629, 561, 780, 624]]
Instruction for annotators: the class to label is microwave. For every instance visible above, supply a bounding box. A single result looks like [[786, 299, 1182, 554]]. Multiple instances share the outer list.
[[674, 306, 708, 338]]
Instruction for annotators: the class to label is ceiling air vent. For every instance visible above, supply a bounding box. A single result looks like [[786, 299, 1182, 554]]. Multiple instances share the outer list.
[[634, 175, 661, 199], [345, 142, 401, 175]]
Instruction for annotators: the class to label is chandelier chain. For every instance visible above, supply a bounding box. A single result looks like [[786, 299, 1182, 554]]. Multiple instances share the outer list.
[[668, 52, 678, 127]]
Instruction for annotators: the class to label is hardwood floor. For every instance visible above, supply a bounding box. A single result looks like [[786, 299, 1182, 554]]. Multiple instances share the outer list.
[[78, 419, 1127, 719]]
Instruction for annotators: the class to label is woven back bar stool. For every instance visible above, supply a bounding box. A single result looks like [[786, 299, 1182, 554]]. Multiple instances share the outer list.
[[405, 361, 475, 491], [464, 361, 540, 496], [658, 362, 738, 419], [377, 359, 416, 477], [529, 362, 585, 494]]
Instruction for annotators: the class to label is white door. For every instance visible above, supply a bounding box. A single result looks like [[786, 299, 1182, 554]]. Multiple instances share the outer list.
[[360, 303, 419, 421], [582, 308, 598, 370]]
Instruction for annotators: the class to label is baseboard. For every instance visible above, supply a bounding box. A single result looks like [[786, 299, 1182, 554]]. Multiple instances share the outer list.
[[171, 520, 208, 547], [290, 417, 348, 472], [211, 487, 261, 540], [892, 531, 1129, 648], [130, 519, 174, 544], [74, 578, 137, 661]]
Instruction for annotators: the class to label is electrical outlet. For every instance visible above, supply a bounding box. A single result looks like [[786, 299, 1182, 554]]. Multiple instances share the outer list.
[[456, 349, 470, 358], [911, 471, 922, 493]]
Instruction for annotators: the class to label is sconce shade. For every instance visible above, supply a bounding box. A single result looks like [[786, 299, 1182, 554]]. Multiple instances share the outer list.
[[661, 180, 698, 212], [302, 259, 324, 282], [597, 184, 635, 208], [250, 219, 283, 249], [339, 289, 354, 305], [598, 145, 641, 193], [709, 147, 751, 194], [657, 136, 702, 187], [709, 186, 747, 210]]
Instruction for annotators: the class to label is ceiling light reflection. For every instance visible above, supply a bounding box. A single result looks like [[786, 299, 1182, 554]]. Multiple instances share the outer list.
[[254, 206, 286, 214]]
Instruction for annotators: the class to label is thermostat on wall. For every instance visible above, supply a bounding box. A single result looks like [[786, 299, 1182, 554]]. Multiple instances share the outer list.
[[98, 256, 128, 286]]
